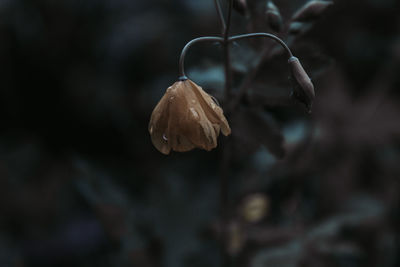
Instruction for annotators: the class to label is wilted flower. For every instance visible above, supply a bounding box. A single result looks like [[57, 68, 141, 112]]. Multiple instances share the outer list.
[[149, 79, 231, 155], [288, 56, 315, 112]]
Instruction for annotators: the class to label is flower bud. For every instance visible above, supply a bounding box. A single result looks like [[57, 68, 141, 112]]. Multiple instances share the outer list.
[[149, 79, 231, 154], [288, 56, 315, 112], [233, 0, 247, 16], [292, 0, 333, 22], [265, 1, 283, 32]]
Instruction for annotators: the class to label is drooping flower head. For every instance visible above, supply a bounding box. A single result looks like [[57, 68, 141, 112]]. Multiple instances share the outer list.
[[149, 79, 231, 155]]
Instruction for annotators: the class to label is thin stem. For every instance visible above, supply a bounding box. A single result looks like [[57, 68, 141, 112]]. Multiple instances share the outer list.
[[227, 46, 272, 111], [221, 2, 234, 267], [219, 137, 231, 267], [178, 36, 224, 80], [214, 0, 226, 32], [223, 0, 234, 103], [229, 33, 293, 58], [224, 0, 233, 41], [223, 47, 232, 102], [227, 32, 293, 111]]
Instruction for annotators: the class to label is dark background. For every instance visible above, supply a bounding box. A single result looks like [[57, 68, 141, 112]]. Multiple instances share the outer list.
[[0, 0, 399, 266]]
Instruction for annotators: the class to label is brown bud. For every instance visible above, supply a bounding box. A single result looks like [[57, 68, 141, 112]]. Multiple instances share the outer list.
[[149, 79, 231, 155], [233, 0, 247, 16], [292, 0, 333, 22], [288, 56, 315, 112], [265, 1, 283, 32]]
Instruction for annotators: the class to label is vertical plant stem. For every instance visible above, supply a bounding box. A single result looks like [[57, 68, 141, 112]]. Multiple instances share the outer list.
[[220, 1, 233, 267], [223, 46, 232, 103], [223, 0, 233, 103], [219, 137, 231, 267], [214, 0, 226, 33]]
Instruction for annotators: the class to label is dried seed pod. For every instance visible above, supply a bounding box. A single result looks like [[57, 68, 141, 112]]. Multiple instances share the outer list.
[[149, 79, 231, 155], [233, 0, 248, 16], [288, 56, 315, 112], [292, 0, 333, 22], [265, 1, 283, 32]]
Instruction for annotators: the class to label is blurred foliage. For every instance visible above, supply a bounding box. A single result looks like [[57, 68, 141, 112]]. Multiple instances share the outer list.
[[0, 0, 399, 267]]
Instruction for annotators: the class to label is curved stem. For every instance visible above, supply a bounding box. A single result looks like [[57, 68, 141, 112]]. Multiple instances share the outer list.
[[229, 32, 293, 58], [214, 0, 226, 32], [227, 33, 293, 112], [178, 36, 224, 80]]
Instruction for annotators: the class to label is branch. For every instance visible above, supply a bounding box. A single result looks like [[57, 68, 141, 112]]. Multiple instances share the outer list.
[[223, 0, 234, 103], [221, 3, 234, 267], [229, 33, 293, 58], [214, 0, 226, 33], [178, 36, 224, 79], [227, 32, 293, 111]]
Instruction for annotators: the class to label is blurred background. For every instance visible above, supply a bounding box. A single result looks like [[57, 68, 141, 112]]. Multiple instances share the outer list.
[[0, 0, 399, 266]]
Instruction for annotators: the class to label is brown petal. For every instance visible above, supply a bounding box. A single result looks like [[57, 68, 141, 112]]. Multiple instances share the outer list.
[[177, 80, 219, 150], [166, 82, 206, 151], [186, 79, 231, 136], [149, 88, 171, 154]]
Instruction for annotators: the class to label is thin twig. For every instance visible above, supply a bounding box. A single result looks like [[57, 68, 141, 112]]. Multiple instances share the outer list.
[[178, 36, 224, 79], [227, 33, 293, 111], [220, 2, 234, 267], [214, 0, 226, 32], [228, 46, 271, 112], [219, 137, 232, 267], [228, 33, 293, 58], [224, 0, 233, 39], [223, 0, 233, 103]]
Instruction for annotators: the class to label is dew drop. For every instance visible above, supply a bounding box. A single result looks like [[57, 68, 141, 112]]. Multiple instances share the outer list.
[[162, 133, 168, 141], [211, 96, 220, 107], [190, 107, 199, 119], [167, 86, 176, 92], [170, 96, 175, 101], [191, 99, 196, 104], [149, 126, 153, 134], [210, 102, 216, 109]]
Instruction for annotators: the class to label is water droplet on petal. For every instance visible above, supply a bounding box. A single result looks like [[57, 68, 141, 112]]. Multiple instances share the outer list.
[[191, 99, 196, 104], [149, 126, 153, 134], [170, 96, 175, 101], [210, 102, 216, 109], [167, 86, 176, 92], [190, 107, 199, 119], [163, 133, 168, 141], [211, 96, 220, 106]]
